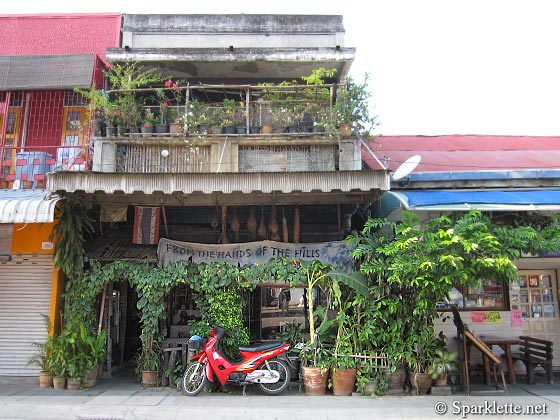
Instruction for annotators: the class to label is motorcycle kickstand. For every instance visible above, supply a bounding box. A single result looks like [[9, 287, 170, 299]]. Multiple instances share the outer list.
[[242, 384, 247, 397]]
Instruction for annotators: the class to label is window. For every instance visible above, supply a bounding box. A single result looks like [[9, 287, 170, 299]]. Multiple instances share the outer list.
[[516, 273, 556, 318], [259, 286, 306, 340], [445, 280, 506, 310]]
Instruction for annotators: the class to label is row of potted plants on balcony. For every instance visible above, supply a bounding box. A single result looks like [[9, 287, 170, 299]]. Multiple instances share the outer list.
[[77, 63, 377, 138]]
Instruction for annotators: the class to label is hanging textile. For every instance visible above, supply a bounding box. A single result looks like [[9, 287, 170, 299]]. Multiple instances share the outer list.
[[132, 206, 161, 245]]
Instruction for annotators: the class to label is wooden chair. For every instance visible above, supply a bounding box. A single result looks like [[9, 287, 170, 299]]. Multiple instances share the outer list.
[[512, 336, 554, 384], [451, 305, 507, 394]]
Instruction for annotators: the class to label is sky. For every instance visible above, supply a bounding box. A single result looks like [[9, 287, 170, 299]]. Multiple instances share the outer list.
[[3, 0, 560, 136]]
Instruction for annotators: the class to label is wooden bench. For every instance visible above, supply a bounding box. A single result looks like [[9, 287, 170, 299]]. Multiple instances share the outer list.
[[512, 336, 553, 384]]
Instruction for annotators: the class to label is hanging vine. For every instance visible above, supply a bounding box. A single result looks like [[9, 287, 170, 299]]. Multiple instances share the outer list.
[[51, 198, 95, 278], [184, 262, 255, 359]]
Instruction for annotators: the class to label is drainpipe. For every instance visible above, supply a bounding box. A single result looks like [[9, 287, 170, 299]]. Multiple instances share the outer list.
[[216, 136, 228, 173]]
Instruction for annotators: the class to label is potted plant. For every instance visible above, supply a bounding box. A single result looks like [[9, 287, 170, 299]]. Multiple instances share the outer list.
[[80, 326, 107, 388], [328, 276, 369, 396], [50, 333, 69, 390], [426, 348, 458, 387], [142, 108, 157, 135], [333, 74, 378, 136], [405, 326, 439, 395], [285, 260, 335, 396], [27, 315, 55, 388], [220, 98, 237, 134], [135, 335, 162, 387], [104, 62, 164, 134], [73, 84, 111, 136]]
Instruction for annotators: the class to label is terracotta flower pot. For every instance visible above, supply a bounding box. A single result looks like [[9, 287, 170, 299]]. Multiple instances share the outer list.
[[338, 123, 352, 136], [410, 372, 432, 394], [331, 367, 357, 396], [67, 377, 82, 391], [39, 371, 53, 388], [84, 367, 98, 388], [169, 122, 183, 135], [141, 370, 158, 387], [52, 376, 66, 390], [434, 372, 448, 387], [385, 367, 406, 391], [261, 124, 273, 134], [301, 366, 328, 396]]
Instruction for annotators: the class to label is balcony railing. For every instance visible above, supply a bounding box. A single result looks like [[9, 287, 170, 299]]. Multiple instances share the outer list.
[[0, 84, 362, 188]]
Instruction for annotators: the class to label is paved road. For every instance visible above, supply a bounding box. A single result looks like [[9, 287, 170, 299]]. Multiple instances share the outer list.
[[1, 374, 559, 420]]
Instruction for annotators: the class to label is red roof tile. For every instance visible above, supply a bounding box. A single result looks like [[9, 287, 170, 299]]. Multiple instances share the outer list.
[[363, 135, 560, 172]]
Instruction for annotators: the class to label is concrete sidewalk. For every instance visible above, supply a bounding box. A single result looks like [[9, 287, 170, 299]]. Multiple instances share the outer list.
[[1, 373, 559, 420]]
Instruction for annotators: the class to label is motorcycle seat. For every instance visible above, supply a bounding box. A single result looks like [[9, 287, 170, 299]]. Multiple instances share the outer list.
[[238, 341, 284, 353]]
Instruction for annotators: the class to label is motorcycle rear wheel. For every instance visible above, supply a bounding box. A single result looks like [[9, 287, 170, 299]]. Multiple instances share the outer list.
[[256, 359, 291, 395], [182, 362, 208, 396]]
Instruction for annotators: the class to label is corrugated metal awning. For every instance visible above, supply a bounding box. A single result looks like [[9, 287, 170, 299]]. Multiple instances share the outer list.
[[0, 54, 96, 90], [387, 190, 560, 211], [0, 189, 60, 223], [48, 171, 390, 195]]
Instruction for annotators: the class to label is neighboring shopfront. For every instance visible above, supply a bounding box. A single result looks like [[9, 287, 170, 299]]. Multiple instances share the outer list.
[[0, 192, 62, 375], [368, 135, 560, 368]]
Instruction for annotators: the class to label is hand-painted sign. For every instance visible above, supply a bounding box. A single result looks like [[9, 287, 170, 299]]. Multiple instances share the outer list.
[[157, 238, 355, 270]]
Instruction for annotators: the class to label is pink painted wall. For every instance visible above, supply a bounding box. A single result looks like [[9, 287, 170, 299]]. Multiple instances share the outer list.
[[0, 13, 121, 64]]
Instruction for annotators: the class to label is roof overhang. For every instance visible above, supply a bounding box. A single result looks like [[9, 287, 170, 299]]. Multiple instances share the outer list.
[[387, 190, 560, 212], [105, 47, 355, 83], [0, 54, 96, 90], [48, 171, 389, 206], [0, 189, 60, 223]]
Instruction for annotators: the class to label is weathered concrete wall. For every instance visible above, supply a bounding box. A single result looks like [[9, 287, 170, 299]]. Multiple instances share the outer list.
[[122, 14, 346, 49]]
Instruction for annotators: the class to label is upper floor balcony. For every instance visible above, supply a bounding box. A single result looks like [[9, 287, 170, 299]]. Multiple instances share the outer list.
[[1, 81, 381, 196]]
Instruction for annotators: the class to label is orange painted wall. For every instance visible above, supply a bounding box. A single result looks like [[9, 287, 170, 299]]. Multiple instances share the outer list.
[[11, 222, 55, 254]]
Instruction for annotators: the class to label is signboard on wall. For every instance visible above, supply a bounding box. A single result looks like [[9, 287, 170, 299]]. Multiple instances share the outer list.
[[158, 238, 355, 270]]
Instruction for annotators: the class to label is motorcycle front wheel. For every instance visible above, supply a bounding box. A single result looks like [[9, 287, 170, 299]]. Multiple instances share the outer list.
[[182, 362, 208, 396], [256, 359, 291, 395]]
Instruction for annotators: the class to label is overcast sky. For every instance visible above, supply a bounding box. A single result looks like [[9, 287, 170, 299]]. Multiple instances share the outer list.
[[4, 0, 560, 136]]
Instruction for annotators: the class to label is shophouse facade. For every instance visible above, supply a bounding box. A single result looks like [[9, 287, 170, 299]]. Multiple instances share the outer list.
[[43, 14, 389, 371], [0, 13, 122, 375], [364, 134, 560, 368]]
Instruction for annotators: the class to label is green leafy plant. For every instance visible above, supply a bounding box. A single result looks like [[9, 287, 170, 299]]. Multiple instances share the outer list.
[[281, 320, 303, 346], [49, 333, 69, 378], [220, 98, 237, 127], [27, 314, 54, 372], [426, 348, 458, 380], [186, 262, 254, 359], [73, 84, 111, 134], [345, 209, 560, 379], [333, 74, 378, 134], [51, 198, 94, 279]]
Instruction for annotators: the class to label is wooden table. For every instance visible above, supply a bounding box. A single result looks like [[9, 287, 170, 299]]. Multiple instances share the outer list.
[[479, 336, 522, 384]]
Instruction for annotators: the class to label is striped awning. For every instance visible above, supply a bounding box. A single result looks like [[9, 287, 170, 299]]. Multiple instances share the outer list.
[[0, 189, 60, 223]]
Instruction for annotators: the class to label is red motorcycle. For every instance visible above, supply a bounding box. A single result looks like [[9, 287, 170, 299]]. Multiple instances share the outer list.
[[182, 325, 293, 396]]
